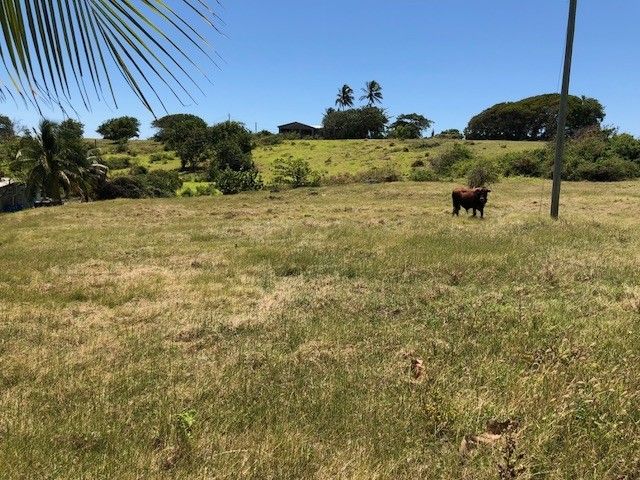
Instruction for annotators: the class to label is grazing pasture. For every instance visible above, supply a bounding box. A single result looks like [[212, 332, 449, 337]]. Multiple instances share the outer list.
[[96, 138, 543, 181], [1, 179, 639, 478], [252, 139, 542, 181]]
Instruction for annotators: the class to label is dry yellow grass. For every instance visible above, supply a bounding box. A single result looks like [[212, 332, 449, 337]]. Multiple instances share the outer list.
[[1, 178, 640, 478]]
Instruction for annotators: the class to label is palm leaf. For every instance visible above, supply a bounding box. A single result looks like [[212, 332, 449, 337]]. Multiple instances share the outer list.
[[0, 0, 221, 113]]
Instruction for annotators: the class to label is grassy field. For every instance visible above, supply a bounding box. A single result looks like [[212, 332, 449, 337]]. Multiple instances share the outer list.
[[2, 179, 640, 478], [253, 139, 542, 181], [96, 138, 544, 182]]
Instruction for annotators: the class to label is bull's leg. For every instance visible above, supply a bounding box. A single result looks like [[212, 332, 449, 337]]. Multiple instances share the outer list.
[[452, 198, 460, 216], [479, 207, 484, 218], [472, 208, 477, 217]]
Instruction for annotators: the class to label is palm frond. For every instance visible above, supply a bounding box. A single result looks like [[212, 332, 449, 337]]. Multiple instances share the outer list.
[[0, 0, 221, 114]]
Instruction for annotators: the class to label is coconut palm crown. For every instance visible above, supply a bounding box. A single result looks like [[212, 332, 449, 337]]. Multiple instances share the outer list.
[[335, 84, 355, 110], [360, 80, 383, 107], [0, 0, 222, 113]]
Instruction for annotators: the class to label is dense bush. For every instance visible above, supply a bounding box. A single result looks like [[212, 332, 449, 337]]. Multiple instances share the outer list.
[[430, 143, 473, 175], [272, 158, 321, 188], [149, 152, 174, 163], [466, 160, 500, 187], [96, 176, 147, 199], [409, 167, 439, 182], [437, 129, 464, 140], [354, 165, 402, 184], [559, 128, 639, 181], [102, 155, 132, 170], [212, 168, 263, 195], [610, 133, 640, 162], [96, 171, 182, 200], [179, 183, 219, 197], [568, 157, 638, 182], [144, 171, 183, 197], [500, 149, 547, 177], [214, 139, 254, 172], [254, 133, 283, 146]]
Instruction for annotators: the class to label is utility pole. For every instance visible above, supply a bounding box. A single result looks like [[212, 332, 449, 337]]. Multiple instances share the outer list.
[[551, 0, 578, 219]]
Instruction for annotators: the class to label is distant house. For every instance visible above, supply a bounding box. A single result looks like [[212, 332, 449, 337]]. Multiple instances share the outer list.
[[278, 122, 323, 137], [0, 178, 29, 213]]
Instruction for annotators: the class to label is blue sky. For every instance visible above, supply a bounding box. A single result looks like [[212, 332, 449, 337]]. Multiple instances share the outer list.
[[3, 0, 639, 138]]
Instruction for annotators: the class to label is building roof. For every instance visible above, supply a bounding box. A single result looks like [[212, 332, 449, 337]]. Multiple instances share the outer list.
[[278, 122, 322, 130], [0, 177, 15, 188]]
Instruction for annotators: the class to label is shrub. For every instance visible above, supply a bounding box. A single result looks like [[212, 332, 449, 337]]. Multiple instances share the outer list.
[[179, 183, 219, 197], [437, 129, 464, 140], [144, 170, 183, 197], [322, 173, 356, 186], [430, 143, 473, 175], [102, 155, 132, 170], [574, 157, 639, 181], [129, 164, 148, 175], [409, 167, 439, 182], [272, 158, 322, 188], [354, 165, 402, 184], [149, 152, 174, 163], [212, 168, 263, 195], [610, 133, 640, 162], [255, 133, 283, 147], [96, 176, 147, 199], [466, 160, 500, 187], [501, 149, 547, 177], [214, 140, 254, 172], [411, 159, 425, 168], [96, 171, 183, 200]]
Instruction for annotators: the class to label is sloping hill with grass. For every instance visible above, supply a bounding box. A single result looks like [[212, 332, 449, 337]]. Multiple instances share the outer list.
[[95, 138, 545, 182], [2, 179, 640, 478], [252, 139, 543, 181]]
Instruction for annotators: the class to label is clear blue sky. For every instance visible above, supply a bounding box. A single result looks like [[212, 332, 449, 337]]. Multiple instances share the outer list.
[[3, 0, 639, 138]]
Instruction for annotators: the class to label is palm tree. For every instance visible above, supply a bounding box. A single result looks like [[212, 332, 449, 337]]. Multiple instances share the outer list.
[[360, 80, 383, 107], [18, 120, 107, 203], [0, 1, 221, 113], [335, 84, 355, 110]]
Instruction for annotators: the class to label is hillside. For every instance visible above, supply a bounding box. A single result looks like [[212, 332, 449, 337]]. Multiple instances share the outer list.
[[96, 138, 545, 182], [2, 179, 640, 478]]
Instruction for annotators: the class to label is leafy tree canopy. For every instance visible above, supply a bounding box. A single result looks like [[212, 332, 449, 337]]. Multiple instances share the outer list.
[[389, 113, 433, 139], [152, 114, 208, 152], [322, 107, 389, 140], [0, 115, 15, 140], [464, 94, 605, 141], [97, 116, 140, 142]]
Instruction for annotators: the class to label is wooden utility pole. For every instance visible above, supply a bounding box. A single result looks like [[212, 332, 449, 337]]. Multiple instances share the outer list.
[[551, 0, 578, 219]]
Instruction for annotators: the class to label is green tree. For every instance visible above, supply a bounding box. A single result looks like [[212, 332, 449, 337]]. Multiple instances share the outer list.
[[152, 114, 209, 151], [0, 115, 15, 140], [388, 113, 434, 139], [360, 81, 383, 107], [208, 121, 253, 155], [438, 129, 464, 139], [19, 120, 106, 202], [97, 117, 140, 143], [335, 84, 355, 110], [322, 106, 388, 139], [176, 129, 211, 171], [0, 2, 220, 112], [465, 94, 605, 141]]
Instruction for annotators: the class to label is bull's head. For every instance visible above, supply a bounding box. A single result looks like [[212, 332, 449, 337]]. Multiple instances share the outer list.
[[474, 187, 491, 205]]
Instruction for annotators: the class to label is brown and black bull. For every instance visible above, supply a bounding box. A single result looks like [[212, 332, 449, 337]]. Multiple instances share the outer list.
[[452, 187, 491, 218]]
